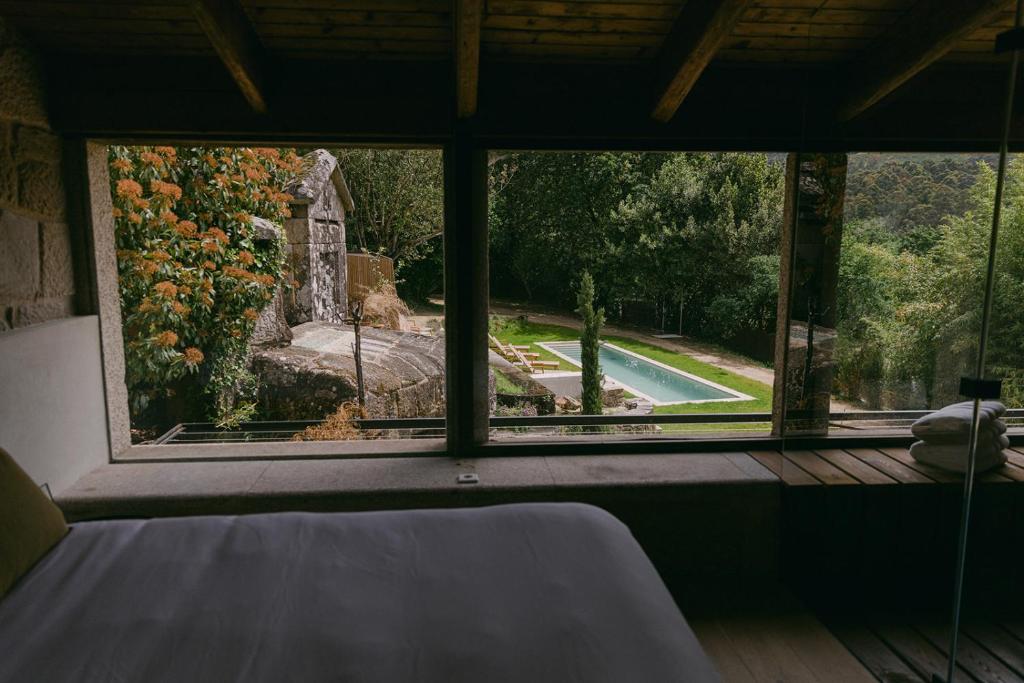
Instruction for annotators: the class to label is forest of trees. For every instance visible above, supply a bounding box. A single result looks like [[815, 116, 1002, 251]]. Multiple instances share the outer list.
[[338, 150, 1022, 410]]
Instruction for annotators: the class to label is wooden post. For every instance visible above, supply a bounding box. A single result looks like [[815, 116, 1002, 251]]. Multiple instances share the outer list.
[[772, 152, 848, 438], [444, 124, 490, 454], [350, 299, 366, 407]]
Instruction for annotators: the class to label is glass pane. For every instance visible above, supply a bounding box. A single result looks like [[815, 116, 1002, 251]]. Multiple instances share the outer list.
[[109, 145, 446, 451], [487, 150, 784, 442]]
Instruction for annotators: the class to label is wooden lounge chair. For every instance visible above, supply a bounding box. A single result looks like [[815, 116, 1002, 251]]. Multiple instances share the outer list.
[[508, 346, 559, 373], [489, 334, 539, 362]]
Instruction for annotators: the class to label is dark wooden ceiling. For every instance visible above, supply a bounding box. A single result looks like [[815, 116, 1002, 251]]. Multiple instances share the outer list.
[[0, 0, 1013, 64], [2, 0, 1020, 149]]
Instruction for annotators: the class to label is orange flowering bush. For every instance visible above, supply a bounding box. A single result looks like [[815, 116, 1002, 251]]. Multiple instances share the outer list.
[[110, 145, 302, 426]]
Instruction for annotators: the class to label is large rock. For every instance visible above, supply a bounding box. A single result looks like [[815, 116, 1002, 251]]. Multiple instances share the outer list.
[[253, 321, 445, 420]]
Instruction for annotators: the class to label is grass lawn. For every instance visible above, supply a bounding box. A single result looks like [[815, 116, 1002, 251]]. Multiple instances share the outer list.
[[489, 316, 772, 428], [494, 369, 525, 395], [490, 319, 583, 370]]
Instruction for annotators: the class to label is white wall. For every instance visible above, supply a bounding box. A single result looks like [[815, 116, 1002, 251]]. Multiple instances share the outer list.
[[0, 316, 109, 494]]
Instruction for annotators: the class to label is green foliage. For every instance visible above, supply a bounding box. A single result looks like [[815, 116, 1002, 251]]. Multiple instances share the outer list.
[[845, 153, 992, 252], [834, 157, 1024, 408], [110, 146, 301, 427], [334, 149, 444, 302], [576, 271, 605, 415], [489, 152, 783, 342], [494, 370, 525, 395]]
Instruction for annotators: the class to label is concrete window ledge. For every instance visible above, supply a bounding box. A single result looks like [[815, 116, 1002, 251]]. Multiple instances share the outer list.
[[57, 452, 778, 522]]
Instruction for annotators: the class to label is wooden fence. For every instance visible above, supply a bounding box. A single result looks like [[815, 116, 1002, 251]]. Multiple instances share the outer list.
[[346, 252, 395, 299]]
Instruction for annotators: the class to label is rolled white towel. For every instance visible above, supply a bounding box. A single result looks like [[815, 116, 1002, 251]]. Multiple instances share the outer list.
[[909, 437, 1009, 473], [914, 418, 1006, 445], [910, 401, 1007, 440]]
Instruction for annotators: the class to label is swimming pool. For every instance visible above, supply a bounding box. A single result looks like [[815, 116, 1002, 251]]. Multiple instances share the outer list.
[[536, 341, 754, 406]]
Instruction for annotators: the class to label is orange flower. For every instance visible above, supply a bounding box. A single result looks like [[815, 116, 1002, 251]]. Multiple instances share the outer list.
[[112, 207, 124, 218], [182, 347, 204, 365], [139, 261, 158, 276], [243, 308, 259, 321], [202, 240, 221, 253], [160, 210, 178, 225], [171, 302, 188, 315], [154, 146, 177, 158], [179, 285, 193, 296], [202, 260, 217, 271], [151, 251, 171, 263], [128, 212, 143, 225], [237, 250, 255, 265], [154, 281, 178, 298], [150, 180, 183, 201], [230, 328, 243, 338], [111, 159, 132, 172], [117, 179, 143, 198], [224, 265, 261, 282], [137, 298, 157, 313], [256, 274, 275, 286], [204, 227, 229, 243], [140, 151, 163, 166], [175, 220, 198, 238], [154, 330, 179, 347]]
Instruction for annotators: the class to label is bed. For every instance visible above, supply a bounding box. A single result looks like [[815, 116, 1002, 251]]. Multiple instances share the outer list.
[[0, 503, 720, 682]]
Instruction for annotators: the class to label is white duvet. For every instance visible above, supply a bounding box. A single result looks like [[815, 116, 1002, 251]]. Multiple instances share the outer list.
[[0, 503, 718, 682]]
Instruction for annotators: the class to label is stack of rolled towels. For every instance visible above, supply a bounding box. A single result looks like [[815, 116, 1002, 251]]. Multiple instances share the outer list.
[[910, 400, 1008, 473]]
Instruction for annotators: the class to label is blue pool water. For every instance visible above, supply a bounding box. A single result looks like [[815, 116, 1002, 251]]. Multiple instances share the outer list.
[[540, 341, 740, 404]]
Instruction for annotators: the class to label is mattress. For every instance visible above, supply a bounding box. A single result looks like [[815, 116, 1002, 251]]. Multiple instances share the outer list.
[[0, 503, 719, 682]]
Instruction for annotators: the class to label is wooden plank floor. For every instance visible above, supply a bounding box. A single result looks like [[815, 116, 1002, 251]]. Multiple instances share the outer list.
[[750, 447, 1024, 488], [821, 611, 1024, 683], [686, 584, 877, 682]]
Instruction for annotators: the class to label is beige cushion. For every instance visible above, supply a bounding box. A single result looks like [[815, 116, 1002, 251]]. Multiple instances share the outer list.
[[0, 448, 68, 598]]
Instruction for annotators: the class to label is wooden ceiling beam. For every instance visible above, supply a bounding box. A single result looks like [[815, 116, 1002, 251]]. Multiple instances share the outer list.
[[837, 0, 1009, 121], [651, 0, 752, 123], [192, 0, 268, 113], [455, 0, 483, 118]]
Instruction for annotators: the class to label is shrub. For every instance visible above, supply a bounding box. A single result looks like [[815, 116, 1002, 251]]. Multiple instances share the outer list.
[[109, 146, 302, 428]]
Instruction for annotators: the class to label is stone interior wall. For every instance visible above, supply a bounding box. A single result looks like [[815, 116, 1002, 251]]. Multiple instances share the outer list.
[[0, 19, 74, 331]]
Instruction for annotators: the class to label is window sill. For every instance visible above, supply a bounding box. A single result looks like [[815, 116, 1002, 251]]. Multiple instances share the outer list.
[[58, 451, 776, 522]]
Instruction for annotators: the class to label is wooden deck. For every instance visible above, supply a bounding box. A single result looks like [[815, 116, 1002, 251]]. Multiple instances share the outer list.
[[822, 611, 1024, 683], [692, 449, 1024, 682], [748, 446, 1024, 487], [687, 584, 877, 683]]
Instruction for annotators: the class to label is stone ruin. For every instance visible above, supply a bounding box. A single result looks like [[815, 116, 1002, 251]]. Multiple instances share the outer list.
[[248, 149, 446, 421], [282, 149, 352, 326]]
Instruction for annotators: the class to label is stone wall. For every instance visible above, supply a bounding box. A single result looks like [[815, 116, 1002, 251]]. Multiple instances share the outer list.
[[0, 19, 74, 331], [282, 150, 349, 326]]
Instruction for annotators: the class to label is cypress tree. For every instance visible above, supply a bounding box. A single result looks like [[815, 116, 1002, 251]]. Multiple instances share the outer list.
[[576, 271, 605, 415]]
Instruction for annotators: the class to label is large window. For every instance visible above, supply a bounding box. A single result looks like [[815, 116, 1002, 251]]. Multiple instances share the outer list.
[[95, 143, 1023, 456], [107, 145, 446, 453], [485, 151, 784, 442]]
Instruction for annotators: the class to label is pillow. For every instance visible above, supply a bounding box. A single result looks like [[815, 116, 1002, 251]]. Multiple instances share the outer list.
[[0, 448, 68, 599]]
